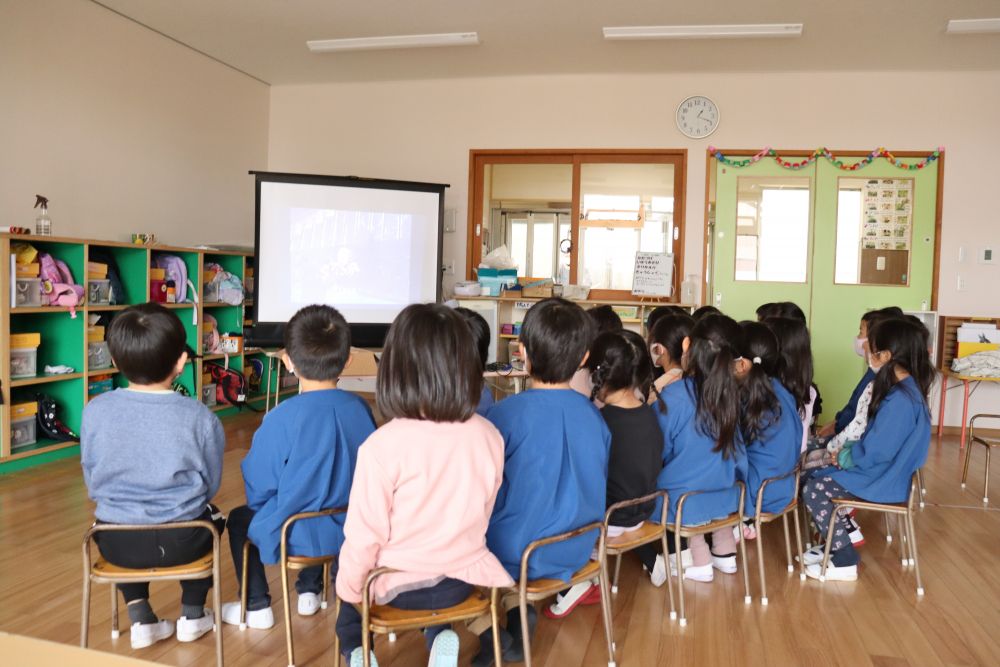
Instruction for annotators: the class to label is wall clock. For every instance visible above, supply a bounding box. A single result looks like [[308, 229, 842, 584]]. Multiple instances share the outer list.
[[676, 95, 720, 139]]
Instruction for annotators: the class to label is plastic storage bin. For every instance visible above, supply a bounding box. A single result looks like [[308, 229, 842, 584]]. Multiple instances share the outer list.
[[11, 416, 37, 449], [11, 347, 38, 378], [88, 341, 112, 370], [87, 279, 111, 305], [88, 376, 115, 396], [14, 278, 42, 308]]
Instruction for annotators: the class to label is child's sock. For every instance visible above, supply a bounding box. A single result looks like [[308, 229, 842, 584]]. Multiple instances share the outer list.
[[181, 604, 204, 620], [127, 599, 157, 625]]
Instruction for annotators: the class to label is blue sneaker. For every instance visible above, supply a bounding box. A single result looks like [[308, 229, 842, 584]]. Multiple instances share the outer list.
[[349, 647, 378, 667], [428, 629, 460, 667]]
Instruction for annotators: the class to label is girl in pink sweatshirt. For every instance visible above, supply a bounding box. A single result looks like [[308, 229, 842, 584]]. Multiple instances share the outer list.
[[335, 303, 514, 667]]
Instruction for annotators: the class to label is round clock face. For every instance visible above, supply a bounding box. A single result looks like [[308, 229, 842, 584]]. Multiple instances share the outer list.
[[676, 96, 719, 139]]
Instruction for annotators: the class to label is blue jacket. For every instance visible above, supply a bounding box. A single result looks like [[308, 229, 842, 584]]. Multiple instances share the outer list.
[[831, 376, 929, 503], [653, 378, 746, 526], [476, 386, 495, 416], [243, 389, 376, 564], [835, 368, 875, 433], [742, 379, 803, 515], [486, 389, 610, 582]]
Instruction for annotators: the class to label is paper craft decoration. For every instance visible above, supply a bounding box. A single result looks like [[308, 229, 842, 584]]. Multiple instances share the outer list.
[[632, 252, 674, 297], [863, 178, 912, 251]]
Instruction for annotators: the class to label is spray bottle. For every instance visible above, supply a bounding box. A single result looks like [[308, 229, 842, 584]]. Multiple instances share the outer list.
[[34, 195, 52, 236]]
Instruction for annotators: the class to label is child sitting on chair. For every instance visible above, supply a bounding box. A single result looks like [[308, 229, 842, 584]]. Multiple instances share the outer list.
[[81, 303, 226, 650], [222, 305, 376, 630]]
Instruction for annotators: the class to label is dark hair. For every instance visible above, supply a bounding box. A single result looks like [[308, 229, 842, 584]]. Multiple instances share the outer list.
[[755, 303, 780, 320], [454, 306, 490, 369], [861, 306, 904, 327], [737, 321, 782, 444], [587, 329, 659, 407], [520, 297, 595, 383], [377, 304, 482, 422], [763, 316, 814, 415], [283, 305, 351, 381], [648, 314, 694, 368], [684, 314, 743, 458], [867, 316, 935, 421], [773, 301, 807, 323], [587, 305, 623, 336], [646, 305, 691, 331], [691, 305, 722, 321], [107, 303, 187, 385]]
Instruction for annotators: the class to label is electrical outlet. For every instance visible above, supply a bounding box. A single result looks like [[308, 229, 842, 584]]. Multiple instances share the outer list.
[[979, 247, 996, 265], [957, 274, 967, 291], [443, 260, 455, 276]]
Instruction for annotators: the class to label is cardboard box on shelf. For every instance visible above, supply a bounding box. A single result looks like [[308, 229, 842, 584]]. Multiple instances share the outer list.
[[16, 263, 40, 278], [149, 268, 166, 281]]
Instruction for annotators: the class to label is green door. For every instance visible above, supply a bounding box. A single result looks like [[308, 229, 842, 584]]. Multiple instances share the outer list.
[[711, 154, 938, 420]]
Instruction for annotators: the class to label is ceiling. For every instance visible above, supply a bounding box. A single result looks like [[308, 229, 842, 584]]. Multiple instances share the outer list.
[[93, 0, 1000, 85]]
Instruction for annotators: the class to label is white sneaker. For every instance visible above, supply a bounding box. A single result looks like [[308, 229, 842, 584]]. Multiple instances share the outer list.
[[350, 646, 379, 667], [428, 629, 460, 667], [805, 562, 858, 581], [298, 591, 321, 616], [683, 562, 714, 582], [665, 549, 696, 578], [176, 609, 215, 643], [796, 546, 827, 566], [711, 554, 737, 574], [650, 554, 667, 587], [130, 619, 174, 650], [221, 601, 275, 629]]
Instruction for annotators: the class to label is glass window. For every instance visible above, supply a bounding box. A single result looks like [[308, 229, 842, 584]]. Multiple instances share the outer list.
[[734, 177, 810, 283], [835, 177, 912, 285]]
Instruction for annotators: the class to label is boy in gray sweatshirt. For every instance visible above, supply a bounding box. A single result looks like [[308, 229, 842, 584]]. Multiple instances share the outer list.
[[81, 303, 225, 650]]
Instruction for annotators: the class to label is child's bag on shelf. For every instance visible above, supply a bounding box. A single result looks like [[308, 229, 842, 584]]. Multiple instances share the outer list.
[[203, 262, 244, 305], [38, 252, 84, 310], [205, 362, 259, 412], [36, 393, 79, 442], [152, 254, 190, 303]]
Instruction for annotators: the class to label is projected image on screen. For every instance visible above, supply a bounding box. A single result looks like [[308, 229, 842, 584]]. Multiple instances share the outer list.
[[288, 208, 415, 306], [257, 179, 442, 326]]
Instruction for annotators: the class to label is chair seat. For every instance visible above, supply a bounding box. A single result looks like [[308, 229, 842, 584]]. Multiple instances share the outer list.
[[831, 497, 907, 512], [758, 499, 797, 523], [606, 522, 663, 552], [525, 559, 601, 597], [971, 435, 1000, 447], [368, 590, 490, 632], [671, 512, 741, 537], [286, 554, 336, 569], [91, 554, 213, 579]]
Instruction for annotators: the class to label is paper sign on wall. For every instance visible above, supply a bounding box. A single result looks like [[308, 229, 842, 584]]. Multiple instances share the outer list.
[[632, 252, 674, 297]]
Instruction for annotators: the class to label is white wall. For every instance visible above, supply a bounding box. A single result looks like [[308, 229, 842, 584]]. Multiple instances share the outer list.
[[0, 0, 269, 246], [269, 69, 1000, 425]]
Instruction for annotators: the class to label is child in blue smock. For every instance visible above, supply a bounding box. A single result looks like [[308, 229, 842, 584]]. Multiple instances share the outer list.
[[455, 306, 495, 416], [221, 305, 376, 629], [654, 314, 747, 583], [475, 297, 609, 667], [801, 316, 933, 581], [735, 322, 802, 535]]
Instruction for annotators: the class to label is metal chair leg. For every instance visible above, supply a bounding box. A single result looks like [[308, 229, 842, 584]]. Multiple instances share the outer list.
[[660, 527, 676, 621], [490, 589, 503, 667], [738, 520, 752, 605], [240, 541, 250, 630], [916, 469, 926, 509], [819, 508, 839, 582], [520, 593, 533, 667], [322, 561, 331, 609], [782, 513, 794, 573], [984, 446, 991, 504], [110, 584, 119, 639], [884, 513, 894, 543], [755, 517, 768, 605], [282, 558, 295, 667], [792, 504, 806, 582], [212, 538, 224, 667], [362, 599, 372, 667], [598, 552, 617, 667], [962, 435, 974, 488], [898, 515, 911, 567], [80, 571, 91, 648], [611, 554, 622, 594], [674, 531, 687, 626], [906, 509, 925, 596]]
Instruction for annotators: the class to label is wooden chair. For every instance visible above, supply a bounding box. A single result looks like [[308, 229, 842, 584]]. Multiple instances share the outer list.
[[239, 508, 345, 667], [601, 490, 675, 622], [517, 522, 616, 667], [962, 414, 1000, 504], [818, 473, 924, 596], [81, 520, 223, 667], [749, 469, 805, 604], [358, 568, 504, 667], [669, 482, 752, 626]]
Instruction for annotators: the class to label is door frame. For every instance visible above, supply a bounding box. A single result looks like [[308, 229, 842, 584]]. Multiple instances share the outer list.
[[703, 148, 945, 309], [468, 148, 688, 301]]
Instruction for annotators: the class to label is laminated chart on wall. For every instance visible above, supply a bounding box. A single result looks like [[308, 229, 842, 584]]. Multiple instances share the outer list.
[[861, 178, 913, 251], [632, 252, 673, 297]]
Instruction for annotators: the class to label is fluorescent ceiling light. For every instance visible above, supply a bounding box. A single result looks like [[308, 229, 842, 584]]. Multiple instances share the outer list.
[[603, 24, 803, 40], [307, 32, 479, 53], [946, 18, 1000, 34]]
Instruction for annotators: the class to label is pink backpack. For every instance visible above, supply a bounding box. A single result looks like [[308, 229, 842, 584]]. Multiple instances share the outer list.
[[38, 253, 84, 314]]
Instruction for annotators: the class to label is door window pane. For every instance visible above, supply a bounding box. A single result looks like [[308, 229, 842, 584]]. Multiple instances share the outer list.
[[835, 177, 912, 286], [735, 177, 810, 283]]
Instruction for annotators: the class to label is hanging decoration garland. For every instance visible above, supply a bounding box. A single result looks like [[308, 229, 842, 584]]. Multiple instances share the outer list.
[[708, 146, 944, 171]]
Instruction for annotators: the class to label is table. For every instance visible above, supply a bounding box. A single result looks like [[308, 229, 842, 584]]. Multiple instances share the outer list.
[[484, 368, 530, 395], [0, 632, 160, 666], [937, 370, 1000, 448]]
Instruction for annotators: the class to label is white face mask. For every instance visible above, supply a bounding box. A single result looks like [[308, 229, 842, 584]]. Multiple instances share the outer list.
[[853, 336, 866, 358], [868, 350, 886, 373]]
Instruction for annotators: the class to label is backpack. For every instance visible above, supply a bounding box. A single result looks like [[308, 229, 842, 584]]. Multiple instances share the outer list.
[[38, 252, 84, 312], [204, 263, 245, 305], [153, 254, 189, 303], [89, 248, 127, 305], [36, 393, 79, 442], [203, 313, 222, 354], [205, 362, 259, 411]]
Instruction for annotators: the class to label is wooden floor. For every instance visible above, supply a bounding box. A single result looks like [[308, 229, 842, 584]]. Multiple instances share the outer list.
[[1, 412, 999, 667]]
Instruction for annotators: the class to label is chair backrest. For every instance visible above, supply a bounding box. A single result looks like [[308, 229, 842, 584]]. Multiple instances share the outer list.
[[674, 481, 746, 531], [518, 521, 604, 586], [83, 519, 220, 571], [278, 507, 348, 560], [603, 489, 669, 530], [753, 467, 802, 518]]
